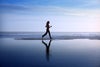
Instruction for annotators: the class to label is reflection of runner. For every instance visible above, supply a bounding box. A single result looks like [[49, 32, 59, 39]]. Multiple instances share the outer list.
[[42, 21, 52, 39], [42, 40, 52, 61]]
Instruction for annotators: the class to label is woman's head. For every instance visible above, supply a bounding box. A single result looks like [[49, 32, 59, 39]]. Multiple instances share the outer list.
[[47, 21, 50, 24]]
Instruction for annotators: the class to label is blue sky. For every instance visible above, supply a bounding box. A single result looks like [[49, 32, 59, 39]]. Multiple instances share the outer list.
[[0, 0, 100, 32]]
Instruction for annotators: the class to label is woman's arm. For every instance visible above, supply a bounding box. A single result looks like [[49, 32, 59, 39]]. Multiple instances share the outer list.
[[50, 26, 52, 28]]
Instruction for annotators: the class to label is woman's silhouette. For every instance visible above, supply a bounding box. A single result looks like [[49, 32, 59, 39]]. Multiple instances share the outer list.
[[42, 21, 52, 39]]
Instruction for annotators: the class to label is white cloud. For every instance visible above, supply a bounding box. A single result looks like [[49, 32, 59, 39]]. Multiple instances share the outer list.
[[1, 4, 100, 32], [1, 3, 100, 16]]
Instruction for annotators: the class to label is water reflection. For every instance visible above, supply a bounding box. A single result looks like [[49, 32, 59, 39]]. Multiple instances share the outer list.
[[42, 40, 52, 61]]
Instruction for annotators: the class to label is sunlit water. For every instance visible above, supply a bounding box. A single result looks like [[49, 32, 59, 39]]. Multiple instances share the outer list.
[[0, 32, 100, 67]]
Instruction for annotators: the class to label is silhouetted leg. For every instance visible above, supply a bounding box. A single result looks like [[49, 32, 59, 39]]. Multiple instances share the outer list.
[[48, 31, 52, 39], [42, 31, 48, 38]]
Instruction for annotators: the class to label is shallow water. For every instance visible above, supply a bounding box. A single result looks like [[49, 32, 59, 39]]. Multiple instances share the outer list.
[[0, 38, 100, 67]]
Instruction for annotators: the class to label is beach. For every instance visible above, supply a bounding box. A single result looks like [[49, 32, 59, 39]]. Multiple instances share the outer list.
[[0, 32, 100, 67], [1, 0, 100, 67]]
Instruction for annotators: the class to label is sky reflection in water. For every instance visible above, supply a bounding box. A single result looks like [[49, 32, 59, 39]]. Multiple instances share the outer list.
[[0, 38, 100, 67]]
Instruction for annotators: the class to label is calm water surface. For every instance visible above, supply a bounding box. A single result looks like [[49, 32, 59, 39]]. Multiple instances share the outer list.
[[0, 38, 100, 67]]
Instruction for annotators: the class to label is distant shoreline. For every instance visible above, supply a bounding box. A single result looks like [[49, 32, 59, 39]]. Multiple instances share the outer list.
[[0, 32, 100, 40], [0, 31, 100, 33]]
